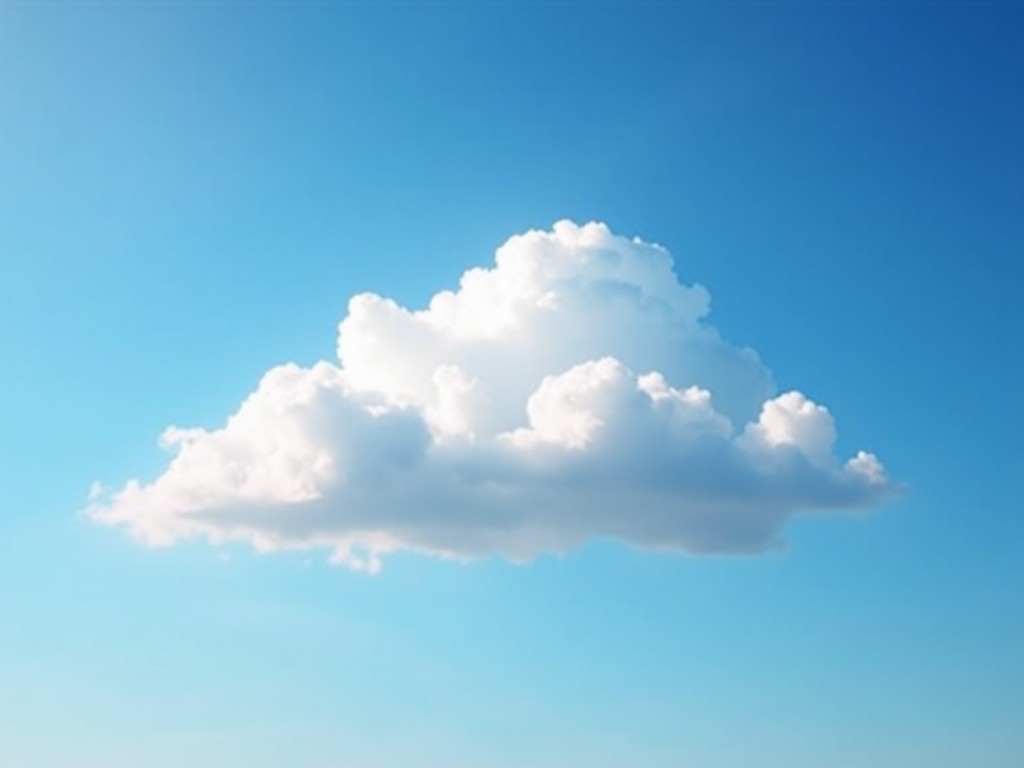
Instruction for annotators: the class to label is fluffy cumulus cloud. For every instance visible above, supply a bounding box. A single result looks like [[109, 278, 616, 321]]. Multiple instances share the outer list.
[[88, 221, 893, 571]]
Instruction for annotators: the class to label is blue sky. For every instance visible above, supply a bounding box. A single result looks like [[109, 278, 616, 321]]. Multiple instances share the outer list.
[[1, 2, 1022, 766]]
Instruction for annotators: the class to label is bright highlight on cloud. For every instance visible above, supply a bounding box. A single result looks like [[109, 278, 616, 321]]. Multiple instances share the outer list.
[[88, 221, 893, 571]]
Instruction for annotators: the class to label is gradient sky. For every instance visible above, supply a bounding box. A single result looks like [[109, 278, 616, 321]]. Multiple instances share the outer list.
[[1, 2, 1023, 767]]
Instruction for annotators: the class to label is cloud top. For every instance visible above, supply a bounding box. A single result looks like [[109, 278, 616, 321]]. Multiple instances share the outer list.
[[88, 221, 893, 571]]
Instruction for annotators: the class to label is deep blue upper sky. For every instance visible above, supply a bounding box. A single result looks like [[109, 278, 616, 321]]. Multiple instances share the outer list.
[[1, 3, 1022, 767]]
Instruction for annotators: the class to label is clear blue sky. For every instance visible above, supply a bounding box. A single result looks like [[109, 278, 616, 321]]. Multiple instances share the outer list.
[[1, 2, 1022, 766]]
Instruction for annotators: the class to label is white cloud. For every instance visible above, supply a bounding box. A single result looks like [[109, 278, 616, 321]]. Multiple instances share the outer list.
[[87, 221, 894, 570]]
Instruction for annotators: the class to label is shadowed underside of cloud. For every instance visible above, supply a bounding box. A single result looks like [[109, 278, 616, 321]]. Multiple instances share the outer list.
[[88, 221, 893, 571]]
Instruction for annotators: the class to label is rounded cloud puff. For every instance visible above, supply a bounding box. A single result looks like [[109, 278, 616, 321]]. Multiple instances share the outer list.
[[88, 221, 893, 571]]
